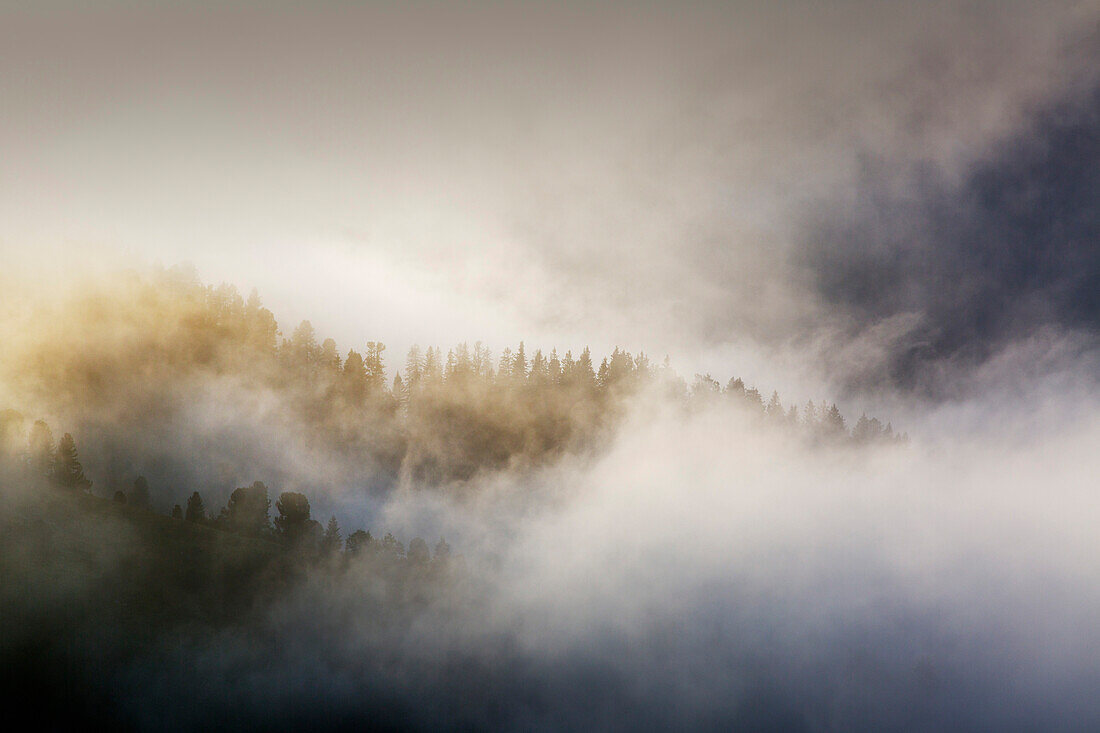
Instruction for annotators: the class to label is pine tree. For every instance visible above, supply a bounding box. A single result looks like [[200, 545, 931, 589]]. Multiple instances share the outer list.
[[766, 391, 784, 419], [364, 341, 387, 392], [472, 342, 492, 380], [345, 529, 374, 554], [548, 348, 561, 384], [497, 347, 513, 382], [576, 347, 595, 388], [274, 491, 312, 542], [513, 341, 528, 381], [290, 320, 319, 364], [54, 433, 91, 491], [597, 358, 610, 388], [453, 342, 473, 380], [852, 413, 873, 442], [222, 481, 270, 535], [423, 347, 442, 384], [185, 491, 206, 523], [444, 348, 457, 380], [342, 350, 367, 403], [393, 373, 407, 408], [802, 400, 818, 428], [380, 531, 404, 558], [321, 515, 342, 555], [530, 349, 547, 384], [561, 350, 576, 384], [405, 345, 424, 386], [407, 537, 430, 564], [824, 403, 847, 435], [321, 338, 342, 371]]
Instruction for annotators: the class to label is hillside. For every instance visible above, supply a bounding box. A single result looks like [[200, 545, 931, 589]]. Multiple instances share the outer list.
[[0, 267, 902, 514]]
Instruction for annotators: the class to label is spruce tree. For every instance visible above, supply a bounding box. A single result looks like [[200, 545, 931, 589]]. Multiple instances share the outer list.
[[54, 433, 91, 491], [185, 491, 206, 523], [321, 516, 342, 555]]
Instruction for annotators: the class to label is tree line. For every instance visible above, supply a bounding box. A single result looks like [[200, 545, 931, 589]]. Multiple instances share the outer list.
[[4, 267, 904, 500], [0, 410, 448, 566]]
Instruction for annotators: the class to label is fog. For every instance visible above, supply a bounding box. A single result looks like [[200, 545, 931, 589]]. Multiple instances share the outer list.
[[3, 1, 1098, 387], [73, 376, 1095, 730], [4, 0, 1100, 729]]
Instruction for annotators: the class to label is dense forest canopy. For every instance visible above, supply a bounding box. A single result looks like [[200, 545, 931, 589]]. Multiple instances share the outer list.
[[0, 266, 904, 519], [0, 265, 902, 510], [0, 266, 909, 729]]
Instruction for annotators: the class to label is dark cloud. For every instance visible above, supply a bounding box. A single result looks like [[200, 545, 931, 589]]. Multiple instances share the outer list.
[[808, 82, 1100, 395]]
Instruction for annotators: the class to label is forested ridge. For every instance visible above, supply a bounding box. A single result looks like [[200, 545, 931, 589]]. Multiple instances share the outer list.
[[1, 265, 904, 509], [0, 263, 905, 622], [0, 266, 908, 728]]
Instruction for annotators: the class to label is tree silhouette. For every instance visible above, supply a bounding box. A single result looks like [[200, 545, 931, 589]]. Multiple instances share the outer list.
[[290, 320, 319, 365], [54, 433, 91, 491], [513, 342, 528, 381], [274, 491, 312, 543], [321, 515, 342, 555], [380, 532, 404, 559], [222, 481, 270, 536], [345, 529, 374, 555], [823, 403, 847, 436], [185, 491, 206, 523]]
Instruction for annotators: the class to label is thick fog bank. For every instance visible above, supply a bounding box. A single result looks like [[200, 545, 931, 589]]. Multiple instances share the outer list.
[[118, 382, 1100, 731]]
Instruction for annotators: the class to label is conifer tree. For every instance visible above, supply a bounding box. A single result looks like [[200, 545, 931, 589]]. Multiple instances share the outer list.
[[530, 349, 547, 384], [290, 320, 319, 364], [54, 433, 91, 491], [497, 347, 513, 382], [393, 373, 407, 407], [364, 341, 387, 392], [576, 347, 595, 388], [319, 338, 340, 371], [342, 350, 368, 403], [407, 537, 430, 564], [597, 358, 610, 388], [345, 529, 373, 554], [548, 348, 561, 384], [185, 491, 206, 523], [321, 516, 342, 555], [405, 345, 424, 386], [824, 403, 847, 435], [766, 391, 784, 419], [513, 342, 528, 381], [381, 531, 404, 558]]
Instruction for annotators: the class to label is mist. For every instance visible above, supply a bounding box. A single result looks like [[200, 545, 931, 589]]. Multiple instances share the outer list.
[[66, 376, 1095, 730], [4, 0, 1100, 730]]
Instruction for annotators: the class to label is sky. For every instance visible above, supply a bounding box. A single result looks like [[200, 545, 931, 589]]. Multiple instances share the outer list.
[[1, 0, 1098, 402]]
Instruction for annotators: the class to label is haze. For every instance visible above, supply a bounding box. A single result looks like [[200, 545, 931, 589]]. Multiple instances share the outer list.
[[2, 1, 1100, 730]]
